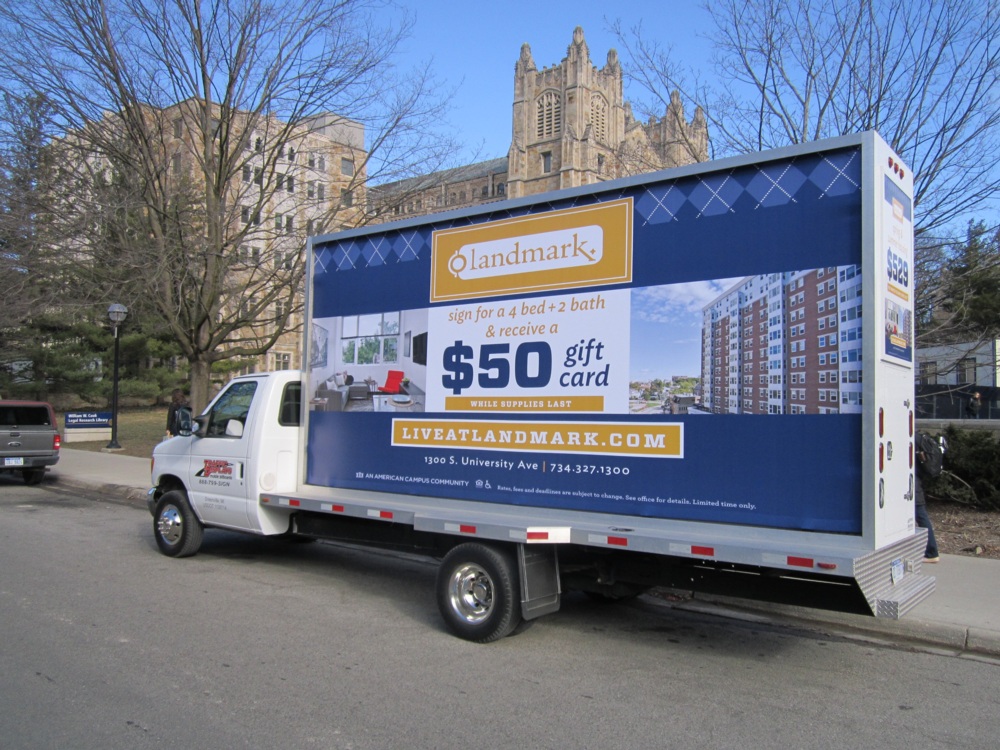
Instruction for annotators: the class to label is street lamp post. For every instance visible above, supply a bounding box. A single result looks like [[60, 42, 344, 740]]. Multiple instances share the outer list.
[[106, 303, 128, 451]]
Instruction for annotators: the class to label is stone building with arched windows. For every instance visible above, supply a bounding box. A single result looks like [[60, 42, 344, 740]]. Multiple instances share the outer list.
[[372, 26, 709, 221]]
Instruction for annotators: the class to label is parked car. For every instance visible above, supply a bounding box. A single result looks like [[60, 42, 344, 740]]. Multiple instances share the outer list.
[[0, 400, 61, 485]]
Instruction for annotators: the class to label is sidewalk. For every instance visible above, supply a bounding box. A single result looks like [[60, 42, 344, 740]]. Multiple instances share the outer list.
[[50, 448, 1000, 657]]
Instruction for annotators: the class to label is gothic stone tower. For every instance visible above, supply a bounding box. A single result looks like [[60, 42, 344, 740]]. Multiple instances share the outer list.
[[507, 27, 708, 199]]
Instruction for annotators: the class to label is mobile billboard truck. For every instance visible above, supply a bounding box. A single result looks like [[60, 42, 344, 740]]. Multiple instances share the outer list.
[[150, 131, 934, 642]]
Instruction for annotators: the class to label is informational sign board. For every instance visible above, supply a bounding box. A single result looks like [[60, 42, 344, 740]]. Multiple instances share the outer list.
[[63, 411, 113, 442], [306, 135, 911, 535]]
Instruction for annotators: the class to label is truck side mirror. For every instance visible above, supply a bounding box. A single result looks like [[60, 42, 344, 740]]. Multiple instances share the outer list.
[[175, 406, 193, 436]]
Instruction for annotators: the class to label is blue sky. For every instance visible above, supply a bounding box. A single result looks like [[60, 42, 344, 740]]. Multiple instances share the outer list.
[[396, 0, 713, 164], [394, 1, 718, 382]]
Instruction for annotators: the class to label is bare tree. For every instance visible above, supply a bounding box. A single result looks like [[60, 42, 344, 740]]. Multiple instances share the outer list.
[[612, 0, 1000, 238], [0, 94, 68, 331], [0, 0, 459, 410]]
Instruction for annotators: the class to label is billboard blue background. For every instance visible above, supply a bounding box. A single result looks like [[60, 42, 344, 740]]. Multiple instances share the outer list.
[[308, 146, 865, 533]]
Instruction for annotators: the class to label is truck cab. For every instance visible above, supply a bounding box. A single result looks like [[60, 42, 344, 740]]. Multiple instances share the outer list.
[[150, 372, 302, 539]]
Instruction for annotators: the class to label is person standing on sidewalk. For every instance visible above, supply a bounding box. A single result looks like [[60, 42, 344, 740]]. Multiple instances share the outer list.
[[914, 473, 940, 563], [166, 389, 189, 438], [914, 432, 943, 563], [965, 391, 982, 419]]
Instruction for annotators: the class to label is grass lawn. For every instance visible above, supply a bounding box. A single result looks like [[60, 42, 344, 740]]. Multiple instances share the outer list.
[[60, 408, 168, 459]]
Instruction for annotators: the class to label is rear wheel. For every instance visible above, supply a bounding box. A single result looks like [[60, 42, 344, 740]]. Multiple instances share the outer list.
[[22, 468, 45, 485], [436, 543, 521, 643], [154, 490, 204, 558]]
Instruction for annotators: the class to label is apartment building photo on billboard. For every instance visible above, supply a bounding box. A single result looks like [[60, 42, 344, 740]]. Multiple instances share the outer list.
[[701, 265, 864, 416]]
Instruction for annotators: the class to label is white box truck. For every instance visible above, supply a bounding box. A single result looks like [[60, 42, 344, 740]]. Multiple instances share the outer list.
[[150, 131, 934, 641]]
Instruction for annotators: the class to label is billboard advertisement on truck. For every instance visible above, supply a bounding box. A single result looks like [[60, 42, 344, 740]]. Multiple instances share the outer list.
[[305, 133, 914, 538]]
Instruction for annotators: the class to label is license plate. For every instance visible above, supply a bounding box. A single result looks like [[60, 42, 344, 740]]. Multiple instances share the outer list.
[[890, 558, 904, 584], [4, 457, 24, 467]]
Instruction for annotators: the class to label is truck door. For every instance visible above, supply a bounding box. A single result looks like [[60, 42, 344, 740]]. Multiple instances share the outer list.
[[188, 379, 259, 531]]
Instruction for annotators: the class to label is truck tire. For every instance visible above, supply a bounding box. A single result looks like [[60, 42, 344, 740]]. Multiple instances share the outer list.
[[436, 543, 522, 643], [154, 490, 204, 558], [22, 468, 45, 485]]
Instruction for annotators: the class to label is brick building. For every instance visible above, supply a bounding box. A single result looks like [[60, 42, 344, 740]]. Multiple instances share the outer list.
[[701, 266, 864, 415]]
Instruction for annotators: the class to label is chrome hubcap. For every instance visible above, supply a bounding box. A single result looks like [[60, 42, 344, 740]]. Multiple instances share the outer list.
[[157, 505, 183, 545], [447, 564, 494, 623]]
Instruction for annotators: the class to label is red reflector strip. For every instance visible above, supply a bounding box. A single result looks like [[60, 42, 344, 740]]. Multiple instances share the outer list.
[[608, 536, 628, 547], [460, 524, 476, 534], [691, 545, 715, 556], [378, 510, 393, 519], [261, 497, 270, 503], [526, 531, 549, 541], [331, 505, 344, 513], [817, 562, 837, 570], [288, 499, 301, 507], [788, 556, 814, 568]]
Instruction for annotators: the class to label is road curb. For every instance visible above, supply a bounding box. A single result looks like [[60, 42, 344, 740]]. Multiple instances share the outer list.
[[51, 476, 149, 509], [674, 593, 1000, 658]]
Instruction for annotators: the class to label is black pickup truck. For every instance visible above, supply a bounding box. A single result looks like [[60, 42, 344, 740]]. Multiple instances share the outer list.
[[0, 400, 61, 484]]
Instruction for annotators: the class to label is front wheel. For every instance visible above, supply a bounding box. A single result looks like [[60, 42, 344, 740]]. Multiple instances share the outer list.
[[154, 490, 204, 558], [436, 543, 521, 643]]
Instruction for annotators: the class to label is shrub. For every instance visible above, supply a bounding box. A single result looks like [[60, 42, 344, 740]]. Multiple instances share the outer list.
[[923, 427, 1000, 511], [103, 378, 161, 406]]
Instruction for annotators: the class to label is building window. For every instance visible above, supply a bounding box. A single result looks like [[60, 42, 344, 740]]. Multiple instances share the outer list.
[[286, 175, 294, 193], [591, 94, 608, 142], [317, 183, 325, 201], [341, 158, 354, 177], [919, 361, 938, 386], [341, 189, 353, 208], [171, 153, 182, 174], [285, 216, 294, 234], [242, 165, 252, 183], [340, 312, 400, 366], [597, 154, 605, 175], [958, 357, 976, 384], [275, 352, 291, 371], [173, 118, 183, 139], [542, 151, 552, 174], [536, 91, 561, 138]]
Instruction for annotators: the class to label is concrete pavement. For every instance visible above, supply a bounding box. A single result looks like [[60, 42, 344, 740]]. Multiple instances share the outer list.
[[47, 448, 1000, 657]]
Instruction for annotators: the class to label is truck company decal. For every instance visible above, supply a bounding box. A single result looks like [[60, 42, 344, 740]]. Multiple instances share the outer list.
[[196, 459, 242, 481]]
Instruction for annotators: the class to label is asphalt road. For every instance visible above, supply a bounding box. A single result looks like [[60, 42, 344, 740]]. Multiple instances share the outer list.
[[1, 480, 998, 749]]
